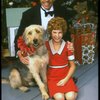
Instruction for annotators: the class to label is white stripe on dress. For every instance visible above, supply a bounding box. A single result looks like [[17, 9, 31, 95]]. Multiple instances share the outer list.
[[68, 55, 75, 60], [49, 64, 68, 68]]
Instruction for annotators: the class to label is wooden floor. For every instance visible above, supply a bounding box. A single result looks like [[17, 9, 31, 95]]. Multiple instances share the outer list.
[[1, 52, 98, 100]]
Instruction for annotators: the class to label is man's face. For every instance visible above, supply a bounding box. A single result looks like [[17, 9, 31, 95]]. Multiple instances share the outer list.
[[40, 0, 54, 10]]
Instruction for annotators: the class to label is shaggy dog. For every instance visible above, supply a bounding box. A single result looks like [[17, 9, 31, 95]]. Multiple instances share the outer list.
[[2, 25, 49, 100]]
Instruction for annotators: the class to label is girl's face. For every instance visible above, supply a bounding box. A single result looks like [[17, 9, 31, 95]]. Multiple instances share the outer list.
[[40, 0, 54, 10], [51, 30, 63, 43]]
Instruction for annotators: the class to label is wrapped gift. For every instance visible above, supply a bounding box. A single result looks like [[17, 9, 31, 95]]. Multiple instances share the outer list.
[[82, 45, 95, 64], [71, 32, 96, 64]]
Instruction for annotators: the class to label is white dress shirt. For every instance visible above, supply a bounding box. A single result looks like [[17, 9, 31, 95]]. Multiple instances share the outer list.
[[41, 6, 54, 30]]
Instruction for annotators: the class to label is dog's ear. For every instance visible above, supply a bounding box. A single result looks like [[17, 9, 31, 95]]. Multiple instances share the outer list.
[[22, 31, 26, 40], [39, 26, 45, 35], [22, 29, 28, 44]]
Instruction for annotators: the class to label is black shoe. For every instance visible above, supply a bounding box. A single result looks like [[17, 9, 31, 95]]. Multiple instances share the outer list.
[[73, 77, 78, 83]]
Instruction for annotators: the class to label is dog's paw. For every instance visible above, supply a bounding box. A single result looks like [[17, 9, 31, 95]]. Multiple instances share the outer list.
[[42, 92, 49, 100], [29, 81, 36, 86], [19, 86, 30, 92]]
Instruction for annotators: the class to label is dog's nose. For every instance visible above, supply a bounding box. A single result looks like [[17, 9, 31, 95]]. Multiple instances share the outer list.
[[33, 39, 38, 44]]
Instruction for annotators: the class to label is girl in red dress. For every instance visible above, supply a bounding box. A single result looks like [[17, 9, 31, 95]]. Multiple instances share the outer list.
[[17, 16, 78, 100], [46, 17, 78, 100]]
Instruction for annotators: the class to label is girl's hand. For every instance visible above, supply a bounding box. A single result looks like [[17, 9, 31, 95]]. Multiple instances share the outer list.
[[57, 78, 68, 86]]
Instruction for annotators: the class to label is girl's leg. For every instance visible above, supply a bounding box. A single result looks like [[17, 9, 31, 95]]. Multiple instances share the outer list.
[[53, 93, 65, 100], [65, 91, 78, 100]]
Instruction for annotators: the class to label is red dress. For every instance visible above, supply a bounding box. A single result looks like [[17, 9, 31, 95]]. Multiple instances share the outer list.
[[45, 39, 78, 97]]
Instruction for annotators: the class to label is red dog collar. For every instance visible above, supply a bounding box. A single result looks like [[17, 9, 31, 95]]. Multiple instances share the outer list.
[[17, 36, 35, 56]]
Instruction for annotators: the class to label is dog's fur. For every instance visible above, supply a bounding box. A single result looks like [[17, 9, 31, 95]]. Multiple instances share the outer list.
[[2, 25, 49, 100]]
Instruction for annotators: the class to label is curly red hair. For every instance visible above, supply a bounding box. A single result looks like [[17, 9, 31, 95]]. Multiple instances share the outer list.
[[47, 17, 67, 35]]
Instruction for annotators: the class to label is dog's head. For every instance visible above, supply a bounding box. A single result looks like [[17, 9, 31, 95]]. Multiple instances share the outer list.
[[23, 25, 45, 48]]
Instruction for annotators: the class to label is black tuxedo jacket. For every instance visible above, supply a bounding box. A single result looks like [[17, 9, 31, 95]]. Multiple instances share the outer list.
[[14, 3, 70, 54]]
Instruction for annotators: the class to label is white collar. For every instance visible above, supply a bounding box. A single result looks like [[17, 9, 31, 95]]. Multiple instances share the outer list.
[[49, 39, 66, 55], [41, 5, 54, 12]]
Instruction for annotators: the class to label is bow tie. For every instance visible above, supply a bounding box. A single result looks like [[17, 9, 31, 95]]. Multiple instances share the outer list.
[[41, 7, 54, 17], [45, 11, 54, 17]]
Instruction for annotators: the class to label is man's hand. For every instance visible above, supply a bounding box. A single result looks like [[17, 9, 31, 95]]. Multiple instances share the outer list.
[[17, 50, 29, 65], [67, 41, 74, 52]]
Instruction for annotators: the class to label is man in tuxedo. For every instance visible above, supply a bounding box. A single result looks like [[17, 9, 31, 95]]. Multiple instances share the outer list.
[[14, 0, 71, 58]]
